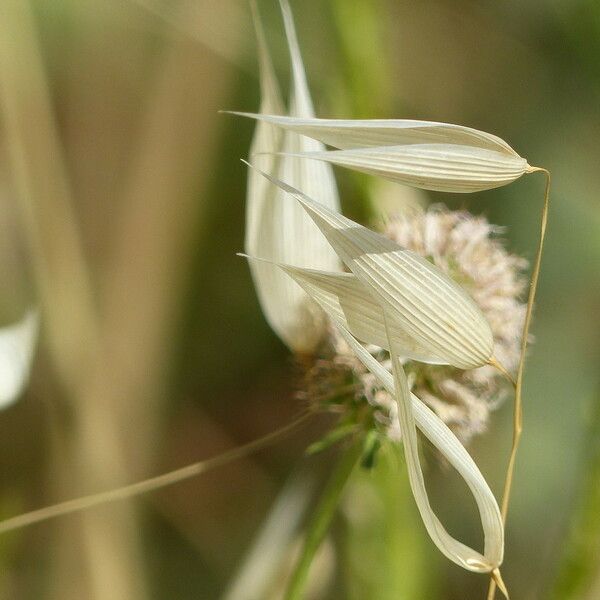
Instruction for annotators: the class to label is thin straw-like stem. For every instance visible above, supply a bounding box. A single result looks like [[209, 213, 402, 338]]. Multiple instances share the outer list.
[[489, 357, 517, 388], [487, 167, 551, 600], [0, 411, 313, 536]]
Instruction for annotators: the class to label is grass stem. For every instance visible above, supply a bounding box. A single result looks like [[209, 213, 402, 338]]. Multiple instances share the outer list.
[[487, 167, 550, 600], [284, 438, 363, 600], [0, 411, 313, 535]]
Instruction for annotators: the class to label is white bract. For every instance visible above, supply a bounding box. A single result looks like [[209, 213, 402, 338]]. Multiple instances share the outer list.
[[233, 114, 531, 193], [244, 0, 340, 353], [0, 310, 38, 408]]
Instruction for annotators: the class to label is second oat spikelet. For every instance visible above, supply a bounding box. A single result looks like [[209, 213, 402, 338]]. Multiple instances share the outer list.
[[304, 206, 528, 445]]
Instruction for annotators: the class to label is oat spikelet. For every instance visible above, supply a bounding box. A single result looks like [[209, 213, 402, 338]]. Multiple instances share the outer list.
[[302, 206, 528, 445]]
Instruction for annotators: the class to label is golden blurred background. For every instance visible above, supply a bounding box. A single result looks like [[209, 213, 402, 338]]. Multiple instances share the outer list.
[[0, 0, 599, 598]]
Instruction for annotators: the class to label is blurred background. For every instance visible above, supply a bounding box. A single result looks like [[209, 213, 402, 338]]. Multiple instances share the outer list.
[[0, 0, 599, 598]]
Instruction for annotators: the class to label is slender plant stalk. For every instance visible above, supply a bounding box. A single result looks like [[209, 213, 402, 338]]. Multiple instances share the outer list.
[[489, 357, 517, 388], [0, 411, 312, 535], [487, 168, 551, 600], [284, 439, 363, 600]]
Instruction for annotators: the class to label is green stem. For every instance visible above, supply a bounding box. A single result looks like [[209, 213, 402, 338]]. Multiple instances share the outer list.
[[284, 439, 363, 600]]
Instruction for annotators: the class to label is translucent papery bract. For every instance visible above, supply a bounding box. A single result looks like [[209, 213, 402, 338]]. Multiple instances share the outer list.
[[281, 144, 528, 193], [247, 167, 493, 369], [232, 114, 530, 193], [230, 114, 518, 153], [277, 263, 445, 364], [244, 0, 340, 353], [0, 310, 39, 408], [296, 280, 504, 571]]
